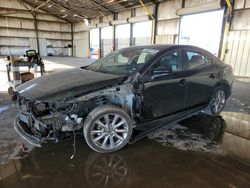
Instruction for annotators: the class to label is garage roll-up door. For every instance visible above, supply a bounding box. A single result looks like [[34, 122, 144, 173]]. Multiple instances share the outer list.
[[179, 9, 224, 56], [133, 21, 152, 45], [90, 28, 99, 59], [101, 26, 113, 57], [115, 24, 130, 50], [176, 0, 223, 15]]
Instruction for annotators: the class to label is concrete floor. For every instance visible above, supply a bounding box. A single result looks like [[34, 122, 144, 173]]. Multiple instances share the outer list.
[[0, 57, 249, 188]]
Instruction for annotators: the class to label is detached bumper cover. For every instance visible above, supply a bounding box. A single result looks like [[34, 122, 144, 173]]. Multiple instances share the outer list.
[[14, 118, 42, 147]]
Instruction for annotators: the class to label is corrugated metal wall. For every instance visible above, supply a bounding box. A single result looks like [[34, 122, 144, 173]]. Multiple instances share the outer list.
[[224, 30, 250, 78], [156, 0, 181, 45], [0, 0, 72, 56], [224, 7, 250, 78], [73, 26, 89, 58]]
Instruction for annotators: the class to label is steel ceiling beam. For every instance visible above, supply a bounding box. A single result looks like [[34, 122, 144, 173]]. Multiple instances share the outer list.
[[32, 0, 51, 12], [92, 0, 114, 14]]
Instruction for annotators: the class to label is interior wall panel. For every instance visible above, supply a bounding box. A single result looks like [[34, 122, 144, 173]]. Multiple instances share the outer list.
[[29, 38, 38, 52], [185, 0, 216, 7], [136, 5, 153, 16], [73, 30, 89, 57], [157, 19, 180, 35], [74, 22, 88, 32], [156, 35, 176, 44], [158, 0, 181, 20], [2, 0, 25, 10], [0, 47, 29, 55], [246, 0, 250, 8], [231, 9, 250, 30], [118, 10, 131, 20], [0, 37, 29, 46], [0, 28, 36, 37], [234, 0, 245, 9], [224, 30, 250, 78]]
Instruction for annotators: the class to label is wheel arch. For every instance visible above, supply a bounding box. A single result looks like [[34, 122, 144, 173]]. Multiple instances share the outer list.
[[214, 80, 231, 98], [72, 84, 135, 120]]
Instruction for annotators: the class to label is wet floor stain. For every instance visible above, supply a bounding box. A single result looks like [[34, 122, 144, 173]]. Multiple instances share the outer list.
[[0, 105, 9, 114], [0, 101, 33, 166], [148, 114, 225, 153]]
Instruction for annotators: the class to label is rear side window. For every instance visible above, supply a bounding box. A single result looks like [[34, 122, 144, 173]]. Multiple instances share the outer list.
[[186, 51, 213, 69]]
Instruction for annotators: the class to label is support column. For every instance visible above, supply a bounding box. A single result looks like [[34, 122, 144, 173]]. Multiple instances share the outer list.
[[112, 13, 116, 51], [130, 9, 135, 46], [153, 2, 159, 44], [71, 23, 74, 56], [33, 13, 40, 54], [219, 0, 233, 61], [99, 27, 102, 58]]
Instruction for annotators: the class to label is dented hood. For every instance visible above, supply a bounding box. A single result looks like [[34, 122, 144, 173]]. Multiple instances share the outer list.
[[16, 68, 127, 101]]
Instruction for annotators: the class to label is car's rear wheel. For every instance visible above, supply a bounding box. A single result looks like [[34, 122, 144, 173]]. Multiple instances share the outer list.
[[84, 105, 133, 153], [209, 87, 227, 115]]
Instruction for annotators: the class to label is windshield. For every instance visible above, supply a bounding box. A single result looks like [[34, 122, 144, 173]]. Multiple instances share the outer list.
[[85, 48, 159, 75]]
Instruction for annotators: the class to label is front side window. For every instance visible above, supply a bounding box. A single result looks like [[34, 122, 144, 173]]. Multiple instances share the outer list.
[[148, 51, 182, 75], [85, 48, 159, 75], [186, 51, 213, 69]]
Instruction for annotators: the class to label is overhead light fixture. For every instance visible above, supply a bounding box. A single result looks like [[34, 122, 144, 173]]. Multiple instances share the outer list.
[[62, 14, 67, 18], [74, 14, 78, 17], [48, 4, 52, 8], [83, 18, 89, 26]]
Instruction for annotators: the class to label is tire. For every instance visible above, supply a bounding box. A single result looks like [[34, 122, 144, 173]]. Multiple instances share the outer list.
[[209, 86, 227, 115], [8, 87, 14, 95], [84, 105, 133, 153]]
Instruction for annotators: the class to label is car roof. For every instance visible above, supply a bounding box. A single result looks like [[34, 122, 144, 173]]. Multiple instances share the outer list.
[[119, 44, 209, 53], [119, 44, 174, 52], [121, 44, 218, 59]]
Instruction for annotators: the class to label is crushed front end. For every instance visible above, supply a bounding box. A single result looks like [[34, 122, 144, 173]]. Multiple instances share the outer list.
[[13, 83, 135, 147], [14, 94, 84, 147]]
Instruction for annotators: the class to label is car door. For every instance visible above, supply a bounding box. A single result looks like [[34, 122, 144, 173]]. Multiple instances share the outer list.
[[139, 50, 187, 121], [183, 48, 219, 108]]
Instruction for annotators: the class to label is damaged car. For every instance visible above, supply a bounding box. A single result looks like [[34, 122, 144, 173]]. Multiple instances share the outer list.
[[13, 45, 234, 153]]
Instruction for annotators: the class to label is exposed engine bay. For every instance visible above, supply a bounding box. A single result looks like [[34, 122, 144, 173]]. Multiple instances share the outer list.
[[14, 83, 136, 147]]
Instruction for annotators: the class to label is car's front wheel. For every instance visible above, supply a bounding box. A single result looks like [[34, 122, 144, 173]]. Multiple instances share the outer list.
[[84, 105, 133, 153], [209, 86, 227, 115]]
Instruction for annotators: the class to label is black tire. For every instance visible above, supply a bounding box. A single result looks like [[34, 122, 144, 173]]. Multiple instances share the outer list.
[[8, 87, 14, 95], [209, 86, 227, 115], [84, 105, 133, 153]]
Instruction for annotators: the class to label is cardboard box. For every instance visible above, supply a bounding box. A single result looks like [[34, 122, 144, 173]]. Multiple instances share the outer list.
[[20, 72, 34, 83]]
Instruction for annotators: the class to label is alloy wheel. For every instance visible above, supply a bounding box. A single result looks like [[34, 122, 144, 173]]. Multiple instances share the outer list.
[[90, 113, 129, 150], [211, 89, 226, 114]]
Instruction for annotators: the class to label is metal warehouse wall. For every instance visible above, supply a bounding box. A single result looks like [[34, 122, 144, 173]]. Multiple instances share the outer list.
[[156, 0, 181, 44], [224, 0, 250, 78], [0, 0, 72, 56], [72, 0, 250, 78], [72, 4, 154, 58], [73, 23, 89, 57]]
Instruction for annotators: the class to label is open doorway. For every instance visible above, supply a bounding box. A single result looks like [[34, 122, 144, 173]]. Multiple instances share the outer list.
[[179, 9, 224, 57]]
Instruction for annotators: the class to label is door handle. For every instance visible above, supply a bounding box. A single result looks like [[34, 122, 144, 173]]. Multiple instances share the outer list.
[[178, 79, 186, 86], [209, 73, 216, 79]]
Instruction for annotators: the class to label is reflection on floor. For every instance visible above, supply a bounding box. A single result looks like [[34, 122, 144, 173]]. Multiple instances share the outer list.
[[0, 92, 250, 188]]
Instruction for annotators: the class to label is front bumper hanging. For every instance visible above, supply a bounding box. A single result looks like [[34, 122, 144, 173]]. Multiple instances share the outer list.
[[14, 111, 58, 147], [14, 118, 42, 147]]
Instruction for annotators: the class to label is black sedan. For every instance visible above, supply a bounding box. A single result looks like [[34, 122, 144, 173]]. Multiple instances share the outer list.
[[14, 45, 234, 153]]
